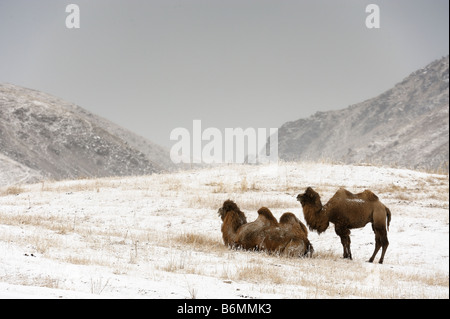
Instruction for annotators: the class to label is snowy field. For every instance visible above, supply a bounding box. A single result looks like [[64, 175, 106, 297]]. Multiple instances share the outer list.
[[0, 162, 448, 299]]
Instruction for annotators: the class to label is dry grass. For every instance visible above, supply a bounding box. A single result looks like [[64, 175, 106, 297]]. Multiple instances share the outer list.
[[1, 185, 26, 196], [234, 264, 284, 284], [1, 274, 61, 290], [206, 177, 261, 194], [0, 162, 448, 298], [188, 193, 294, 211], [0, 210, 74, 234], [40, 179, 117, 193], [158, 254, 187, 272], [173, 232, 225, 252]]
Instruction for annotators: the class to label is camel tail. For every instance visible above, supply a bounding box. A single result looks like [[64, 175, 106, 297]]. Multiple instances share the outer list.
[[385, 207, 391, 231]]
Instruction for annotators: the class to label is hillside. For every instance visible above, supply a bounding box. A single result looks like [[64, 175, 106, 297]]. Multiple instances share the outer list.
[[277, 56, 449, 171], [0, 83, 174, 186], [0, 163, 448, 298]]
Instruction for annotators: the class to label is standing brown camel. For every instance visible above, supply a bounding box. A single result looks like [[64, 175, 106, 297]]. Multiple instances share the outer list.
[[217, 200, 313, 257], [296, 187, 391, 263]]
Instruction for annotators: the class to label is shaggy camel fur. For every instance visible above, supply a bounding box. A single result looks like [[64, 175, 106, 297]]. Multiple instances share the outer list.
[[217, 200, 313, 257], [297, 187, 391, 263]]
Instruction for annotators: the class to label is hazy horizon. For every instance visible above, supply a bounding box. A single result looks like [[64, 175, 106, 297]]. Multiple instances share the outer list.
[[1, 0, 448, 148]]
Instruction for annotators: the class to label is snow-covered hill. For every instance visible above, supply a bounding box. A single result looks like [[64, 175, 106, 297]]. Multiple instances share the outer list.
[[0, 162, 448, 298], [0, 83, 174, 186], [276, 56, 449, 172]]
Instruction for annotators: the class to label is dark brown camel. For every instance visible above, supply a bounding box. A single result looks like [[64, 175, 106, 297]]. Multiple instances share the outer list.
[[297, 187, 391, 263]]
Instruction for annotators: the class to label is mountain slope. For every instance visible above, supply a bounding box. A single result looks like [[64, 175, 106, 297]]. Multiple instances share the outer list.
[[276, 56, 449, 171], [0, 83, 173, 185]]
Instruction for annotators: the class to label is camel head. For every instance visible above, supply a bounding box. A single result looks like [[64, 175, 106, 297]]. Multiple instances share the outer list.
[[218, 199, 245, 222], [218, 200, 248, 245], [296, 187, 321, 207], [296, 187, 329, 234]]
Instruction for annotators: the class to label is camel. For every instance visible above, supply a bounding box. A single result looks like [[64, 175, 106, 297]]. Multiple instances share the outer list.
[[297, 187, 391, 263], [217, 200, 313, 257]]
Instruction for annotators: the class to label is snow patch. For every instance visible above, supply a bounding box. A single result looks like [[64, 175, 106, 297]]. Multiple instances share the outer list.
[[0, 162, 448, 298]]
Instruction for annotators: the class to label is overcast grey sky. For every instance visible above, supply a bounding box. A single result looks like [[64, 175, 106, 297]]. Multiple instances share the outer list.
[[0, 0, 448, 148]]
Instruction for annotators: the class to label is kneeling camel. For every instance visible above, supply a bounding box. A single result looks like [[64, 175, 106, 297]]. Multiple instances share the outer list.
[[217, 200, 313, 257]]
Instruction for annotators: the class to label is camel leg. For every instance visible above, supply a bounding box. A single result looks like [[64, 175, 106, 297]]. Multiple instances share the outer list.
[[368, 235, 381, 263], [344, 235, 352, 260], [335, 226, 352, 260], [378, 228, 389, 264], [369, 227, 389, 264]]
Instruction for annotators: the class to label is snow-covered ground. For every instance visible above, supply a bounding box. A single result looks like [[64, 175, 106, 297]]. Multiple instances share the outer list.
[[0, 162, 448, 298]]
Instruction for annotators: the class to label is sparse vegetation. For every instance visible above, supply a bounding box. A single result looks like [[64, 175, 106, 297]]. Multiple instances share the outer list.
[[1, 185, 25, 196], [0, 162, 448, 298], [173, 232, 225, 252]]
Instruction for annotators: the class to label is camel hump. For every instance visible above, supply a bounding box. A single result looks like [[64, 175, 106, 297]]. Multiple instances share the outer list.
[[280, 212, 309, 235], [333, 188, 353, 198], [338, 188, 379, 202], [361, 190, 379, 201], [279, 212, 299, 225], [339, 188, 355, 197], [257, 207, 278, 225]]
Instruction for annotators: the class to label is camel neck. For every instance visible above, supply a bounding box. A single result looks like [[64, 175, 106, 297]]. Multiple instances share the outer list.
[[317, 205, 327, 217]]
